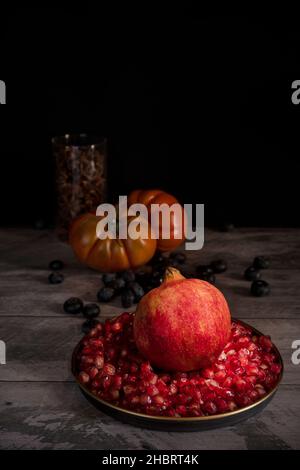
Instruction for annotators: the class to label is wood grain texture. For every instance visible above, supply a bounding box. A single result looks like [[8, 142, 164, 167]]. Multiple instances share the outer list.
[[0, 318, 298, 383], [0, 228, 300, 449], [0, 383, 299, 450]]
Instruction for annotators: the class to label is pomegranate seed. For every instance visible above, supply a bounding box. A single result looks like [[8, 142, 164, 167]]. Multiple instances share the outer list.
[[259, 335, 273, 352], [228, 400, 237, 411], [120, 347, 129, 358], [159, 374, 171, 383], [89, 339, 103, 348], [89, 366, 99, 379], [140, 362, 152, 376], [103, 363, 116, 375], [202, 368, 214, 379], [80, 355, 94, 365], [105, 347, 117, 361], [101, 375, 112, 390], [123, 385, 137, 395], [215, 398, 228, 413], [233, 377, 247, 392], [166, 408, 176, 417], [270, 363, 282, 375], [169, 383, 178, 395], [129, 395, 140, 405], [78, 371, 90, 384], [156, 380, 169, 396], [111, 321, 122, 333], [140, 394, 152, 406], [153, 395, 164, 405], [111, 375, 122, 389], [109, 389, 120, 400], [175, 405, 187, 416], [245, 365, 259, 376], [146, 385, 159, 397], [203, 401, 217, 415], [94, 355, 104, 369], [255, 384, 267, 397], [147, 373, 158, 385], [223, 377, 233, 388]]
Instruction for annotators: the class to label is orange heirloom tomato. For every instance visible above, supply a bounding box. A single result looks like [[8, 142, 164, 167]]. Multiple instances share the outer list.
[[128, 189, 185, 252], [69, 212, 157, 272]]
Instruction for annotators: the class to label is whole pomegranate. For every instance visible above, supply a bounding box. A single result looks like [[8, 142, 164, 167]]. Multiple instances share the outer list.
[[133, 267, 231, 371]]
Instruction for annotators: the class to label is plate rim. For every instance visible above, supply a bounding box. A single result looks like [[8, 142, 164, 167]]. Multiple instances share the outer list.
[[71, 318, 284, 423]]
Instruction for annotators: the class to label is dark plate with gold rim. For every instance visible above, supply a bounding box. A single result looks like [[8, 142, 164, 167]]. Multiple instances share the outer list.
[[71, 319, 283, 431]]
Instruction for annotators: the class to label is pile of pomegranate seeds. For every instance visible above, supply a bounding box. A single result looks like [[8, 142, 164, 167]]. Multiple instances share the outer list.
[[76, 313, 282, 418]]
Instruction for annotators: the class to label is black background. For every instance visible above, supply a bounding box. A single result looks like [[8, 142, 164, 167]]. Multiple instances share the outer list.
[[0, 8, 299, 227]]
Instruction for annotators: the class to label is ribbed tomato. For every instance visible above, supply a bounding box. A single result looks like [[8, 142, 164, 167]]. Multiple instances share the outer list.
[[69, 212, 157, 272], [128, 189, 185, 252]]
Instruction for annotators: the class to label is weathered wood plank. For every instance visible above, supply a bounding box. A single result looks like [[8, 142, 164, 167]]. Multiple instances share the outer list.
[[0, 382, 299, 450], [0, 318, 299, 383], [0, 228, 300, 319]]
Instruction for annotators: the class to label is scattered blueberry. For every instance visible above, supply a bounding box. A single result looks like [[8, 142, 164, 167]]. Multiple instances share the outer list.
[[196, 265, 214, 276], [253, 256, 270, 270], [48, 272, 64, 284], [82, 319, 100, 334], [120, 270, 136, 282], [251, 280, 270, 297], [244, 266, 261, 281], [107, 277, 126, 292], [121, 289, 135, 308], [197, 272, 216, 284], [151, 270, 164, 287], [102, 273, 117, 285], [149, 252, 165, 266], [49, 259, 64, 271], [169, 252, 186, 264], [83, 303, 100, 319], [97, 287, 115, 302], [128, 281, 145, 302], [210, 259, 227, 274], [63, 297, 83, 314]]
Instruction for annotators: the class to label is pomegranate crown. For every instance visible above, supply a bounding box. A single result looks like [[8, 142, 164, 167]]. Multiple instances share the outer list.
[[163, 267, 185, 283]]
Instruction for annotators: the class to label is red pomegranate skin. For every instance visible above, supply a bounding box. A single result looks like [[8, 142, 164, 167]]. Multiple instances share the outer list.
[[133, 268, 231, 371]]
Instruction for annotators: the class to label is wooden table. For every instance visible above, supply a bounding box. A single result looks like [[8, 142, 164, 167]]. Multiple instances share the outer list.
[[0, 227, 299, 450]]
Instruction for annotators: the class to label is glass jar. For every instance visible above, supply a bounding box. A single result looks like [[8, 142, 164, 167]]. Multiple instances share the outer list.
[[52, 134, 107, 240]]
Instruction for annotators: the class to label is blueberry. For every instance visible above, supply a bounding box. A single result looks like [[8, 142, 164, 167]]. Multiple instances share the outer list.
[[253, 256, 270, 270], [63, 297, 83, 314], [198, 272, 216, 284], [149, 252, 165, 266], [82, 319, 100, 334], [151, 270, 164, 287], [102, 273, 117, 285], [121, 289, 135, 308], [97, 287, 115, 302], [49, 259, 64, 271], [107, 277, 126, 292], [169, 252, 186, 264], [244, 266, 261, 281], [196, 265, 214, 276], [210, 259, 227, 274], [251, 280, 270, 297], [120, 270, 136, 282], [48, 272, 64, 284], [83, 303, 100, 319], [127, 281, 145, 302]]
